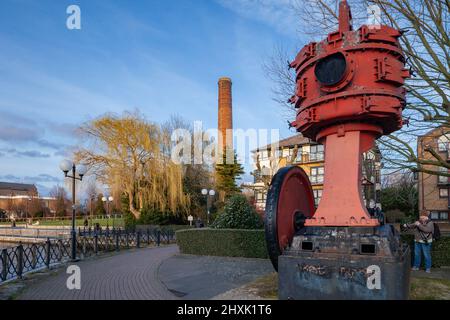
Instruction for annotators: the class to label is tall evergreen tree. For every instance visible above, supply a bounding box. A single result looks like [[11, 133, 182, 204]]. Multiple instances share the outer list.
[[215, 149, 244, 199]]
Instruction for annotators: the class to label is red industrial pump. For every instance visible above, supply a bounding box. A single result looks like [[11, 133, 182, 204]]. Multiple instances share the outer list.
[[265, 0, 411, 299]]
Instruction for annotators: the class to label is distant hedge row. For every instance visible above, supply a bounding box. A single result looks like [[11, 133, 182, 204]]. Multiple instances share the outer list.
[[401, 235, 450, 267], [176, 228, 268, 259]]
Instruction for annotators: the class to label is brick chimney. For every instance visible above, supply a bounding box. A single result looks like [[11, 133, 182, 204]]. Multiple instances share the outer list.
[[218, 77, 233, 151]]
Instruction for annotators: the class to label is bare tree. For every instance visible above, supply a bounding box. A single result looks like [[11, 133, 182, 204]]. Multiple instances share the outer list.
[[49, 185, 69, 217]]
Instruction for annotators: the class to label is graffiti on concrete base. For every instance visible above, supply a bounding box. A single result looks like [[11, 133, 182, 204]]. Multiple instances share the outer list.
[[339, 267, 372, 287], [297, 263, 331, 278]]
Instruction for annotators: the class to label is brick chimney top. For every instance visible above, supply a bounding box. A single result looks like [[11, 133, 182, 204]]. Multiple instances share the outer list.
[[218, 77, 232, 83]]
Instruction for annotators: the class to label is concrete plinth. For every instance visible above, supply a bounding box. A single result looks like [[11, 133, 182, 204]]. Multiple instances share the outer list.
[[278, 225, 411, 300]]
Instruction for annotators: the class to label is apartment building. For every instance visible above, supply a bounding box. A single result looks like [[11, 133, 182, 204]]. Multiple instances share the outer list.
[[249, 134, 381, 212], [418, 126, 450, 222]]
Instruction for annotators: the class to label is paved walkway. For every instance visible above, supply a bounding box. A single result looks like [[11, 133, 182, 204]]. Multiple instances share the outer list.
[[159, 254, 273, 299], [18, 246, 179, 300]]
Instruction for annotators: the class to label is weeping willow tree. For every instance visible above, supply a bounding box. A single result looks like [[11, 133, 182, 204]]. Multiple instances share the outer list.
[[75, 111, 189, 219]]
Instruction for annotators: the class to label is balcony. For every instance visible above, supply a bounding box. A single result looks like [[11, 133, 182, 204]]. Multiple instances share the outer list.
[[292, 152, 325, 164]]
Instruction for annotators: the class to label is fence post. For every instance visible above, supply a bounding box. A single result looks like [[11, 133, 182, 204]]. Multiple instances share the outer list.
[[94, 233, 98, 255], [157, 230, 161, 247], [1, 249, 8, 281], [137, 231, 140, 248], [125, 233, 129, 249], [82, 237, 87, 257], [57, 240, 63, 262], [147, 229, 150, 246], [115, 230, 120, 252], [45, 238, 51, 269], [31, 244, 37, 269], [17, 243, 24, 279]]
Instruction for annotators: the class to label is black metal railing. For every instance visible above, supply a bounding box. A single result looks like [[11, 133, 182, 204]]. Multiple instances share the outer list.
[[0, 228, 175, 284]]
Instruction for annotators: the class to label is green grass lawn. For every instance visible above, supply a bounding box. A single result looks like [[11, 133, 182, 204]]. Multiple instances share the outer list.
[[242, 272, 450, 300], [410, 277, 450, 300]]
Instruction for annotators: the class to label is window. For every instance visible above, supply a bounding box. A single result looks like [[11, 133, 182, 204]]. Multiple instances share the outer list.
[[310, 167, 324, 184], [313, 189, 323, 206], [440, 188, 449, 198], [430, 211, 439, 220], [438, 134, 450, 152], [294, 147, 303, 163], [260, 150, 268, 160], [438, 166, 449, 184], [310, 145, 324, 161], [255, 191, 267, 203], [430, 211, 449, 221], [282, 148, 291, 158]]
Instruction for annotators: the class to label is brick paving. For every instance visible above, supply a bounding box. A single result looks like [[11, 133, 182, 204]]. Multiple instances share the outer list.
[[18, 245, 179, 300]]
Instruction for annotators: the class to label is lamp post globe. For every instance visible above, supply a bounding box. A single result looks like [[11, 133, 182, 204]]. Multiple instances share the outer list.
[[108, 196, 114, 202], [209, 190, 215, 196], [201, 189, 208, 195], [59, 159, 73, 174], [102, 196, 107, 202], [77, 164, 87, 178]]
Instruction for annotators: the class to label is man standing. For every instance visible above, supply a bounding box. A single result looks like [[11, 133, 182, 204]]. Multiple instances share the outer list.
[[404, 211, 434, 273]]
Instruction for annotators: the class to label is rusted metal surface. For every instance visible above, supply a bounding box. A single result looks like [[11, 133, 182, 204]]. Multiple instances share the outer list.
[[279, 226, 411, 300], [265, 166, 315, 270]]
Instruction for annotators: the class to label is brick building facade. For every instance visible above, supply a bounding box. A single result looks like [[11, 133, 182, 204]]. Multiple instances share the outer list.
[[418, 127, 450, 222]]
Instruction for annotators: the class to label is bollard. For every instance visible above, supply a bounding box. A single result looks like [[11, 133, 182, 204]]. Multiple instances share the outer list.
[[1, 249, 8, 281], [125, 233, 129, 249], [136, 231, 140, 248], [45, 238, 51, 269], [147, 229, 150, 246], [17, 243, 24, 279]]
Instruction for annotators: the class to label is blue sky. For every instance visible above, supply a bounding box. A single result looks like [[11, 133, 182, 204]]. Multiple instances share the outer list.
[[0, 0, 304, 195]]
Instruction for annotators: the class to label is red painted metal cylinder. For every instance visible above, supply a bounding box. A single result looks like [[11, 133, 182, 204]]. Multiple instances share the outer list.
[[289, 0, 410, 227]]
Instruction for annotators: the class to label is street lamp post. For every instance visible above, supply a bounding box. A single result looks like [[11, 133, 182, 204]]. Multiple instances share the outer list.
[[201, 189, 215, 226], [102, 195, 114, 216], [102, 195, 114, 227], [59, 160, 87, 261]]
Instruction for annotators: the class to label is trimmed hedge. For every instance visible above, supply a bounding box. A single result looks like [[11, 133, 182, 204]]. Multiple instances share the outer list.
[[401, 235, 450, 267], [176, 228, 268, 259]]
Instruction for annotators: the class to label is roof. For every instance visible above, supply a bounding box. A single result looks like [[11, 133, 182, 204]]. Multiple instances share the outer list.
[[418, 126, 450, 140], [0, 182, 37, 193], [252, 134, 316, 153]]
